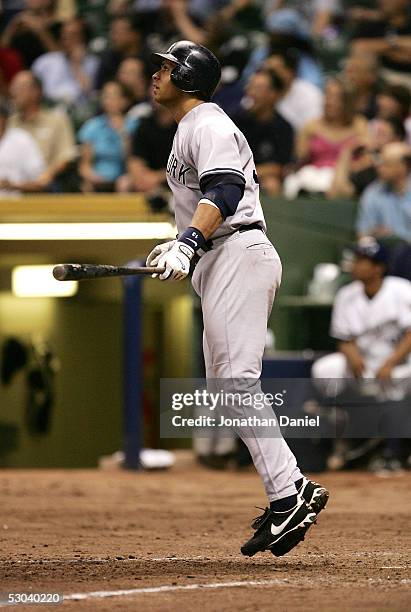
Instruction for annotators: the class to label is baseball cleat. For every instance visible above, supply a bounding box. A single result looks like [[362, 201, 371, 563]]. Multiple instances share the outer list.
[[240, 499, 316, 558], [298, 477, 330, 515]]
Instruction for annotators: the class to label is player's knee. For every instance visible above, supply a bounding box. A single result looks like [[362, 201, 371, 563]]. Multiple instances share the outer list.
[[312, 353, 346, 380]]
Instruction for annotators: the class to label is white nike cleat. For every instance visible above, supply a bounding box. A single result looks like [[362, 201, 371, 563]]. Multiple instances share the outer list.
[[240, 499, 316, 558]]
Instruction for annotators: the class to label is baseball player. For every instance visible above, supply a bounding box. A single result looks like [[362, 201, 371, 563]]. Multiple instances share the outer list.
[[312, 237, 411, 401], [146, 40, 329, 557]]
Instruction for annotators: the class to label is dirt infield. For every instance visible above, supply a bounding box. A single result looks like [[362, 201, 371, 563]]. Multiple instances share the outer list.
[[0, 453, 410, 611]]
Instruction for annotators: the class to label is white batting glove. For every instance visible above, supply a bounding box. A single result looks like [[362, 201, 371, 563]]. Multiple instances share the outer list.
[[146, 240, 176, 278], [146, 239, 176, 267], [158, 241, 195, 281]]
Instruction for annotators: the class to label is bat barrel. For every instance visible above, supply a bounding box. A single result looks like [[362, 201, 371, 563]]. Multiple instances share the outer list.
[[53, 264, 164, 281]]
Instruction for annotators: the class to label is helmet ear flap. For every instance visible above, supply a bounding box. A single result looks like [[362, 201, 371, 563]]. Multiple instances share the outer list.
[[171, 64, 195, 92]]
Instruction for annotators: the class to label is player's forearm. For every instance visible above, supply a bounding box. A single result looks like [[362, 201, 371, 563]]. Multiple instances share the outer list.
[[189, 202, 223, 239], [338, 340, 359, 358], [383, 330, 411, 368]]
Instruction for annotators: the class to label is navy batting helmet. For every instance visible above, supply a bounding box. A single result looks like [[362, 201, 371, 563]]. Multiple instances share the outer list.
[[353, 237, 389, 264], [151, 40, 221, 101]]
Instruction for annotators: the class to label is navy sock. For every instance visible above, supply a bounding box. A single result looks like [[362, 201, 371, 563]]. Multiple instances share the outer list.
[[270, 494, 297, 512], [294, 477, 303, 491]]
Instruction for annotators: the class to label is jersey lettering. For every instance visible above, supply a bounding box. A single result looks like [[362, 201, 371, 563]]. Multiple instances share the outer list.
[[178, 164, 190, 184], [167, 152, 191, 185]]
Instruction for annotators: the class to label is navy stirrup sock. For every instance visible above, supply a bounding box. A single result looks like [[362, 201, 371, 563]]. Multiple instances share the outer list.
[[270, 494, 298, 512]]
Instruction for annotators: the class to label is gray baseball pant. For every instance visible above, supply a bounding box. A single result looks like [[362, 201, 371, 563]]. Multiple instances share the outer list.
[[192, 229, 303, 501]]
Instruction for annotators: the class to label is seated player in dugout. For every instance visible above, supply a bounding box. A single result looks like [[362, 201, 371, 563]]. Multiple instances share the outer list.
[[145, 40, 329, 559], [312, 237, 411, 402]]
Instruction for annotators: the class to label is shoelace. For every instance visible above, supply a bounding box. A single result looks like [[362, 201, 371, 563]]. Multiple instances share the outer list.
[[251, 507, 270, 530]]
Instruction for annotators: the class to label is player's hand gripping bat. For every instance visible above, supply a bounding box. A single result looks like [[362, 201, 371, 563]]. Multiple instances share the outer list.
[[53, 263, 165, 281]]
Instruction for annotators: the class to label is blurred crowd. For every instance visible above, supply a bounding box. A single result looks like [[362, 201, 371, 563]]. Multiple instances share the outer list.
[[0, 0, 410, 235], [1, 0, 410, 475]]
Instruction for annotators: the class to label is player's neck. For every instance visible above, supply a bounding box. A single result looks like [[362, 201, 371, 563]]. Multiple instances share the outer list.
[[168, 98, 204, 123], [363, 276, 384, 298]]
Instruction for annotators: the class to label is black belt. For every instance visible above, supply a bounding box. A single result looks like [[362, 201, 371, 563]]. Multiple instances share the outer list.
[[191, 223, 264, 271], [203, 223, 264, 252], [239, 222, 264, 234]]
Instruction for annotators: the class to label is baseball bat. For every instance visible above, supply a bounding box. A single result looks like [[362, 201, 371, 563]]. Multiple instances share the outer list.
[[53, 263, 166, 281]]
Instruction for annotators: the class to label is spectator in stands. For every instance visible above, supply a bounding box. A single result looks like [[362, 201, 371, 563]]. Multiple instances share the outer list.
[[118, 0, 214, 51], [376, 84, 411, 126], [342, 52, 380, 119], [369, 83, 411, 162], [78, 80, 137, 192], [32, 18, 99, 105], [373, 83, 411, 125], [356, 142, 411, 242], [265, 8, 323, 87], [283, 76, 368, 199], [163, 0, 209, 46], [0, 100, 45, 193], [329, 116, 406, 199], [234, 69, 294, 196], [120, 104, 176, 194], [1, 0, 60, 68], [263, 0, 342, 39], [243, 9, 323, 89], [350, 0, 411, 89], [8, 70, 77, 191], [264, 49, 323, 131], [116, 57, 151, 120], [95, 15, 143, 90], [312, 237, 411, 472]]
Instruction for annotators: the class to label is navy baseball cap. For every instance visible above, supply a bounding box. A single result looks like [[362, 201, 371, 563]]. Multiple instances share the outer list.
[[353, 237, 389, 264]]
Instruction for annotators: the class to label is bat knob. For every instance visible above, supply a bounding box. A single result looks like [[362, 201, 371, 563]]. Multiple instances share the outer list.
[[53, 265, 67, 281]]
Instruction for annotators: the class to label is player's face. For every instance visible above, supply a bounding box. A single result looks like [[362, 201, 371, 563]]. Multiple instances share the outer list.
[[351, 256, 381, 282], [152, 60, 180, 106]]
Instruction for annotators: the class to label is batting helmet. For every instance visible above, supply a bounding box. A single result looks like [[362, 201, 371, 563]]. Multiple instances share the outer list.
[[151, 40, 221, 101]]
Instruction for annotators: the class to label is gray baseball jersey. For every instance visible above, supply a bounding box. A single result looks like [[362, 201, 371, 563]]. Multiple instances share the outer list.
[[166, 102, 266, 236]]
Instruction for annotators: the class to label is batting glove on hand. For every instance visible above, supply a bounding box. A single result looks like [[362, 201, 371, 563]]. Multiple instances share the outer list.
[[158, 241, 195, 281], [146, 240, 176, 277], [146, 239, 176, 267]]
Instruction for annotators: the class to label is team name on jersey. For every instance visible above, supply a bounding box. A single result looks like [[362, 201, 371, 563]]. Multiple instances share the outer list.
[[167, 153, 191, 185]]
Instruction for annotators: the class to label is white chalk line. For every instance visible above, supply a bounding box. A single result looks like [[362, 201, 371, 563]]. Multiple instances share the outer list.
[[63, 579, 291, 602], [62, 575, 411, 603]]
